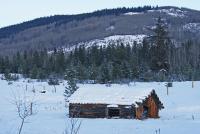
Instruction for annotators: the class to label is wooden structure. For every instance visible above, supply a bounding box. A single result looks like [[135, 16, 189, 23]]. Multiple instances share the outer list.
[[135, 90, 164, 119], [69, 88, 164, 120]]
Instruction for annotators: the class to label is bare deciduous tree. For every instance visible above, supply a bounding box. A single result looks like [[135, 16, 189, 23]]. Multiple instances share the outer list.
[[64, 117, 82, 134], [11, 90, 36, 134]]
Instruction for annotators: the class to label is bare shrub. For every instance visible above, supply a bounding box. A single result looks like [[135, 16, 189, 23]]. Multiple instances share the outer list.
[[10, 90, 36, 134], [64, 117, 82, 134]]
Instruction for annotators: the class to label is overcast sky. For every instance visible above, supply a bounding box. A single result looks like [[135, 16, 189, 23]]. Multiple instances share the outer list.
[[0, 0, 200, 28]]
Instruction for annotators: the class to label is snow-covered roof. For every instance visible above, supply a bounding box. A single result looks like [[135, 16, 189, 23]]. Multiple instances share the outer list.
[[69, 85, 154, 106]]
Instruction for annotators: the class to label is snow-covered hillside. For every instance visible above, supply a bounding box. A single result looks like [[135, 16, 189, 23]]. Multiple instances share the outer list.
[[60, 34, 147, 53], [183, 23, 200, 33], [48, 34, 147, 54], [124, 12, 143, 15], [149, 8, 187, 18], [124, 7, 187, 18], [0, 79, 200, 134]]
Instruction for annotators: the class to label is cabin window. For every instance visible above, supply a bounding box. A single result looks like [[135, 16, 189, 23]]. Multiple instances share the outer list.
[[108, 108, 120, 118]]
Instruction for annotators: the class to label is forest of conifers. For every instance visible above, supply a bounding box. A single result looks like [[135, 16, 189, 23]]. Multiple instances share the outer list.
[[0, 17, 200, 83]]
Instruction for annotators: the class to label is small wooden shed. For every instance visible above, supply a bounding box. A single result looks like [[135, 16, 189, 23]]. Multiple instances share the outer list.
[[69, 87, 164, 120]]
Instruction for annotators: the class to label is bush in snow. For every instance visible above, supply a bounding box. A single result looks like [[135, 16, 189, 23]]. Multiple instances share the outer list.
[[48, 78, 59, 85], [4, 72, 19, 81]]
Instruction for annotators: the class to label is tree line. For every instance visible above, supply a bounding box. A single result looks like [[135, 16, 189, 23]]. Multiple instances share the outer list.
[[1, 17, 200, 83]]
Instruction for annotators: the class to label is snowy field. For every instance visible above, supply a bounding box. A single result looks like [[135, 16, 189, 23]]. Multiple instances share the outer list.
[[0, 79, 200, 134]]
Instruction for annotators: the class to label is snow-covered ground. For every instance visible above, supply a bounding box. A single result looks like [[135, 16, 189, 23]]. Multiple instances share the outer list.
[[0, 79, 200, 134]]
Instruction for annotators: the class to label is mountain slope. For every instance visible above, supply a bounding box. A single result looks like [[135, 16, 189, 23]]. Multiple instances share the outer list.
[[0, 6, 200, 55]]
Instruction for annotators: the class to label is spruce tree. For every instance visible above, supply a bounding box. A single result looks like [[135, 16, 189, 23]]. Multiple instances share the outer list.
[[64, 68, 79, 101], [30, 65, 38, 79], [150, 16, 170, 72], [98, 62, 110, 83]]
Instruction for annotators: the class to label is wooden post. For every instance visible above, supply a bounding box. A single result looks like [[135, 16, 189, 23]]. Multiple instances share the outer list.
[[30, 102, 33, 115], [192, 115, 194, 120], [192, 81, 194, 88], [54, 85, 56, 93], [32, 85, 35, 93], [167, 86, 169, 96]]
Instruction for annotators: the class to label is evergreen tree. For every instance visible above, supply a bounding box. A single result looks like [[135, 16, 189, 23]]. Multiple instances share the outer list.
[[64, 68, 79, 101], [150, 17, 170, 72], [88, 64, 98, 81], [30, 65, 38, 79], [4, 69, 11, 80], [98, 62, 111, 83], [55, 50, 65, 74]]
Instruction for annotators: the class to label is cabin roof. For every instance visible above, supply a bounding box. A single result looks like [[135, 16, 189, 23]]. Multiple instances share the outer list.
[[69, 86, 154, 106]]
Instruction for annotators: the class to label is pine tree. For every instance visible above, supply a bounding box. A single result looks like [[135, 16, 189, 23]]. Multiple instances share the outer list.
[[64, 68, 79, 101], [4, 69, 11, 80], [88, 64, 98, 81], [98, 62, 110, 83], [30, 65, 38, 79], [150, 17, 170, 72], [55, 50, 65, 74]]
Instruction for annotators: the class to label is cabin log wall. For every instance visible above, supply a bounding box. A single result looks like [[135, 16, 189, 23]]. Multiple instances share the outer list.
[[147, 96, 159, 118], [135, 106, 144, 119], [135, 95, 159, 119], [118, 105, 135, 119], [69, 103, 107, 118], [69, 91, 162, 119], [70, 103, 135, 118]]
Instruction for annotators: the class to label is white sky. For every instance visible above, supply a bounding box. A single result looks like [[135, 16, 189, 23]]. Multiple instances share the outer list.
[[0, 0, 200, 28]]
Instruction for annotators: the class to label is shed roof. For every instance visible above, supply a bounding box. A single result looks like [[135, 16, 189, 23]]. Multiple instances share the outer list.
[[69, 85, 154, 106]]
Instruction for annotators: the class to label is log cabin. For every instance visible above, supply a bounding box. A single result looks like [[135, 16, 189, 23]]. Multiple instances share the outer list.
[[69, 87, 164, 120]]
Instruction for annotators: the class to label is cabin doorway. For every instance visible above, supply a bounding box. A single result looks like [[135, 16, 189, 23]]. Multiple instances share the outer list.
[[108, 108, 120, 118], [142, 106, 149, 119]]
